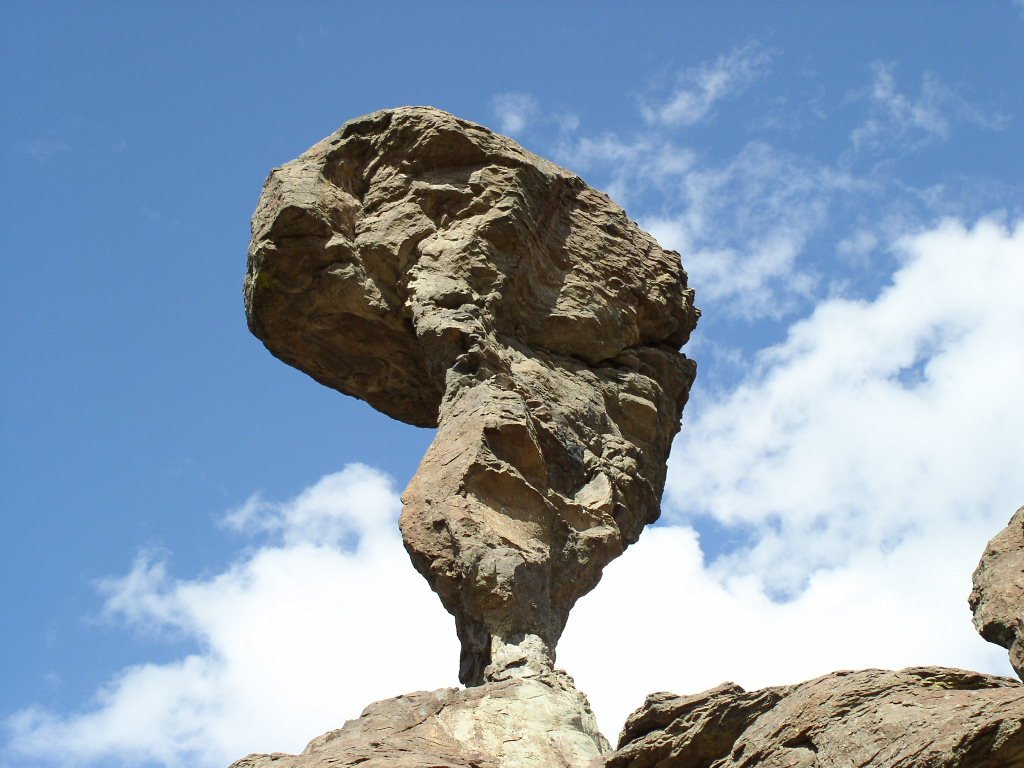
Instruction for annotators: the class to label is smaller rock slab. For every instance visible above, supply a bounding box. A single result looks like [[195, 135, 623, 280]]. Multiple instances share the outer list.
[[610, 667, 1024, 768], [971, 505, 1024, 681], [228, 671, 607, 768]]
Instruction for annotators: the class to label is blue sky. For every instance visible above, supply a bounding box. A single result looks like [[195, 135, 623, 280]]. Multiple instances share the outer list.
[[2, 3, 1023, 767]]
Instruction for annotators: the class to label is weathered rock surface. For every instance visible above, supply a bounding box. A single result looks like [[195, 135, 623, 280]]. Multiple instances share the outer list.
[[971, 506, 1024, 682], [245, 106, 698, 684], [228, 671, 607, 768], [609, 667, 1024, 768]]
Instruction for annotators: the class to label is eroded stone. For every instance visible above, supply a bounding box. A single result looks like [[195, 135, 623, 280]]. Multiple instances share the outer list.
[[245, 106, 698, 684], [970, 505, 1024, 681], [610, 667, 1024, 768], [228, 671, 607, 768]]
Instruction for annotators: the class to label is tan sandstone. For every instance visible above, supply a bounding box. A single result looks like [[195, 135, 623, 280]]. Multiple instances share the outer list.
[[245, 106, 698, 685], [970, 505, 1024, 681], [228, 672, 607, 768], [609, 667, 1024, 768]]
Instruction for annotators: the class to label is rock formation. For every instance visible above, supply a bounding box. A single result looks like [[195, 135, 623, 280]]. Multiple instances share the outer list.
[[610, 667, 1024, 767], [239, 107, 1024, 768], [970, 505, 1024, 681], [245, 106, 698, 685], [230, 672, 606, 768]]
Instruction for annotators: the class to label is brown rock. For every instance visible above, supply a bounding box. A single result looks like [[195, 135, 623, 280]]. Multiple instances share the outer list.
[[609, 667, 1024, 768], [970, 505, 1024, 682], [228, 671, 607, 768], [245, 106, 698, 684]]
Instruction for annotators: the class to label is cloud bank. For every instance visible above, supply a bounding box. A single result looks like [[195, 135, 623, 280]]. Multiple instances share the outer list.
[[562, 217, 1023, 729], [6, 466, 458, 768], [6, 218, 1021, 767]]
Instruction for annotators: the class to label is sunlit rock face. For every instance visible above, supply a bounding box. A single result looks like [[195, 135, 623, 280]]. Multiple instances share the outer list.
[[229, 671, 608, 768], [610, 667, 1024, 768], [971, 505, 1024, 681], [245, 106, 698, 685]]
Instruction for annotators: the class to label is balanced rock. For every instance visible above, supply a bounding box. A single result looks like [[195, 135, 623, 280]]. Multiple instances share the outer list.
[[246, 106, 698, 684], [229, 672, 607, 768], [970, 505, 1024, 681], [610, 667, 1024, 768]]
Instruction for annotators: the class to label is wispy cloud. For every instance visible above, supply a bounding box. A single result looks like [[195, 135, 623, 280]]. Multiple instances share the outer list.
[[6, 220, 1020, 766], [555, 51, 1014, 322], [5, 466, 457, 768], [491, 92, 539, 136], [642, 143, 865, 319], [850, 61, 1008, 152], [563, 216, 1023, 728], [21, 138, 70, 164], [560, 131, 865, 319], [667, 217, 1024, 589], [641, 42, 773, 127], [556, 132, 696, 206]]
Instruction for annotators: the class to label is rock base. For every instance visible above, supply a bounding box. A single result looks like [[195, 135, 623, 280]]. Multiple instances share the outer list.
[[229, 671, 607, 768]]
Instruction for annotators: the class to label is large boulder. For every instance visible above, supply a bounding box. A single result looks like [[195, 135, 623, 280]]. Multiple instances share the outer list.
[[609, 667, 1024, 768], [245, 106, 698, 684], [228, 671, 607, 768], [970, 505, 1024, 681]]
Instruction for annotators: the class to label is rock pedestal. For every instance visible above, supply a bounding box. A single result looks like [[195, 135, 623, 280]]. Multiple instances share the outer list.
[[230, 672, 607, 768]]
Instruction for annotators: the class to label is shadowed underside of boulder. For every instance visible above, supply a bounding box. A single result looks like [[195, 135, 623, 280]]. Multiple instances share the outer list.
[[245, 106, 698, 685], [970, 505, 1024, 682]]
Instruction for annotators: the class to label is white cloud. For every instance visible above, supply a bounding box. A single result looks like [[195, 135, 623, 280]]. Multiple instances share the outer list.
[[561, 216, 1024, 733], [565, 135, 871, 320], [851, 62, 1008, 152], [641, 42, 772, 127], [556, 132, 696, 207], [5, 465, 458, 768], [668, 218, 1024, 569], [492, 92, 539, 136], [642, 142, 866, 319], [562, 519, 1011, 738], [7, 220, 1021, 766], [558, 95, 873, 320], [558, 60, 1007, 324]]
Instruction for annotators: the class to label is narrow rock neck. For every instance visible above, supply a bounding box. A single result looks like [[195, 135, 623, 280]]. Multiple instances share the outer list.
[[459, 625, 556, 686]]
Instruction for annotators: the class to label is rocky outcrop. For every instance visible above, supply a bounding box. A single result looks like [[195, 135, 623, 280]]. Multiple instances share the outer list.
[[610, 667, 1024, 768], [245, 106, 698, 684], [971, 505, 1024, 682], [228, 672, 606, 768]]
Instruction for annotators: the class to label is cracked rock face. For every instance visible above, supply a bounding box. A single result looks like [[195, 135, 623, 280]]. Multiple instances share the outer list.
[[228, 672, 607, 768], [610, 667, 1024, 768], [970, 505, 1024, 681], [245, 106, 698, 684]]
